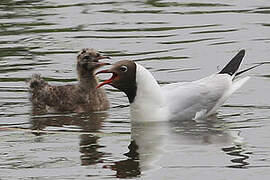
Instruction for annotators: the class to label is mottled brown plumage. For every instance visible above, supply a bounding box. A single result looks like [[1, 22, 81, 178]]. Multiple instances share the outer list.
[[29, 48, 110, 113]]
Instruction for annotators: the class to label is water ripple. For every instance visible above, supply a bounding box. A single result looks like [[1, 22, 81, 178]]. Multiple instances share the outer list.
[[96, 24, 220, 32], [191, 29, 239, 34], [73, 34, 175, 39], [160, 37, 221, 45], [145, 1, 231, 8]]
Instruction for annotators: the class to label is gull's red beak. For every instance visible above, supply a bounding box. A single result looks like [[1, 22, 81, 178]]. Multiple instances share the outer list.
[[96, 70, 118, 89]]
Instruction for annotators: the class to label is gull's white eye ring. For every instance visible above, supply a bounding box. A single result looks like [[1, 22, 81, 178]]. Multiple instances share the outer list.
[[120, 65, 128, 72]]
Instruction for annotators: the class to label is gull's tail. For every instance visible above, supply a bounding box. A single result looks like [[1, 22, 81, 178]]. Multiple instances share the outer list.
[[218, 49, 263, 78]]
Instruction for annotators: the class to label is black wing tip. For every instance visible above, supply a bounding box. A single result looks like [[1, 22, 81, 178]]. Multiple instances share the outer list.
[[239, 49, 245, 53], [218, 49, 246, 76], [233, 49, 246, 61], [238, 49, 245, 56]]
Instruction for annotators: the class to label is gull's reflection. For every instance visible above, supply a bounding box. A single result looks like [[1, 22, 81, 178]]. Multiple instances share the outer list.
[[170, 118, 250, 169], [222, 146, 250, 168], [169, 117, 243, 145], [30, 110, 108, 166], [105, 121, 168, 178], [106, 140, 141, 178], [107, 121, 170, 178], [110, 116, 248, 178]]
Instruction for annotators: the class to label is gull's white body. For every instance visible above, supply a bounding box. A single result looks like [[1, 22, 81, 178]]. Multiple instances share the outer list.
[[130, 64, 169, 122], [130, 63, 250, 122]]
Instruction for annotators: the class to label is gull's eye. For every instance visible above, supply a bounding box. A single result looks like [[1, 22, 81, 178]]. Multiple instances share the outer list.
[[120, 65, 128, 72]]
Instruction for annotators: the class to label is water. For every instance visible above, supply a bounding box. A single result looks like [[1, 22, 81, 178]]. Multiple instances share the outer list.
[[1, 0, 270, 179]]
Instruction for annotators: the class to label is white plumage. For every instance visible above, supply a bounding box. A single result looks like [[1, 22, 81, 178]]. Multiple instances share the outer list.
[[96, 50, 259, 122], [131, 64, 250, 122]]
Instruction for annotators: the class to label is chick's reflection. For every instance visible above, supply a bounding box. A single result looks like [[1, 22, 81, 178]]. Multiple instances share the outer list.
[[30, 112, 108, 166]]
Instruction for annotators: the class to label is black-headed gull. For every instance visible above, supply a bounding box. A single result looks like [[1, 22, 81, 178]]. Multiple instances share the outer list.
[[29, 48, 111, 113], [96, 50, 259, 121]]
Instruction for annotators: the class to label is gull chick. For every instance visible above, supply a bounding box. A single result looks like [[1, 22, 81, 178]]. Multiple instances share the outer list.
[[29, 48, 110, 113]]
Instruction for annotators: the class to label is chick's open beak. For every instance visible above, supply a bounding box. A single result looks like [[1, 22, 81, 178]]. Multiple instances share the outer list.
[[93, 62, 111, 67], [93, 55, 111, 67], [96, 56, 111, 60]]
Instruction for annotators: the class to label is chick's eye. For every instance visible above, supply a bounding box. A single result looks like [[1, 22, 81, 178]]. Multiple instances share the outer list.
[[120, 65, 128, 72], [83, 55, 90, 60]]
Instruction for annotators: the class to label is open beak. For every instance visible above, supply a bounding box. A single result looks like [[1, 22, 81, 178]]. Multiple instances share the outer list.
[[93, 62, 111, 67], [96, 55, 111, 60], [93, 56, 111, 68], [95, 69, 118, 89]]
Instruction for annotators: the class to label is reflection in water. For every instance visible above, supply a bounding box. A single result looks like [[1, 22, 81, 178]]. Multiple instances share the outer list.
[[107, 121, 171, 178], [30, 111, 108, 166], [170, 118, 250, 169], [171, 118, 250, 169], [80, 134, 105, 166], [109, 116, 249, 178], [169, 117, 239, 145], [106, 141, 141, 178], [222, 146, 250, 168], [104, 121, 169, 178]]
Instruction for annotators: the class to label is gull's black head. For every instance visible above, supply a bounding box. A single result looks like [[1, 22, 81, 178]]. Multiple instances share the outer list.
[[96, 60, 137, 103]]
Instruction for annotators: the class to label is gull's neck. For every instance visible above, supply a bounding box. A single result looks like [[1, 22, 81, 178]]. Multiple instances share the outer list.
[[130, 63, 169, 122]]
